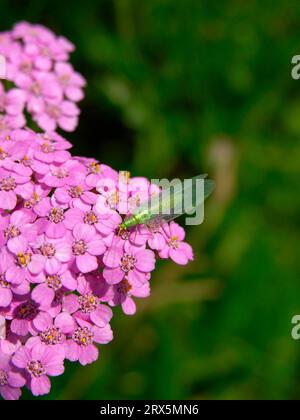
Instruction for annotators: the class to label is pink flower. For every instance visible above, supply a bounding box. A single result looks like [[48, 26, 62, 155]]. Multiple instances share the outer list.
[[34, 235, 73, 274], [76, 271, 110, 299], [0, 32, 13, 56], [127, 177, 150, 212], [64, 205, 121, 237], [34, 198, 67, 239], [32, 269, 77, 307], [64, 318, 113, 366], [132, 223, 167, 251], [5, 236, 45, 285], [25, 325, 66, 354], [25, 312, 75, 352], [34, 100, 80, 132], [108, 278, 150, 315], [54, 182, 97, 211], [12, 343, 65, 396], [55, 62, 86, 102], [37, 159, 85, 188], [2, 21, 85, 136], [86, 162, 118, 188], [23, 184, 51, 211], [1, 208, 38, 249], [73, 280, 113, 328], [0, 114, 25, 133], [0, 328, 22, 356], [24, 40, 65, 71], [159, 222, 194, 265], [0, 279, 30, 308], [8, 297, 52, 336], [17, 72, 63, 115], [71, 223, 106, 273], [0, 249, 30, 306], [0, 165, 32, 210], [33, 132, 72, 164], [76, 295, 111, 327], [95, 207, 149, 249], [6, 44, 34, 80], [103, 242, 155, 285], [13, 22, 56, 46], [0, 82, 26, 117], [0, 352, 26, 400], [95, 207, 123, 237], [0, 20, 195, 401]]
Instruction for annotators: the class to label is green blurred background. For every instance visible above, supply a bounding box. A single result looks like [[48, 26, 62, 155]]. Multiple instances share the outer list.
[[1, 0, 300, 400]]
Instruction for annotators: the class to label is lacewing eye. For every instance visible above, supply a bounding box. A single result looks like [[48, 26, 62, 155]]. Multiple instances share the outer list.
[[0, 315, 6, 339]]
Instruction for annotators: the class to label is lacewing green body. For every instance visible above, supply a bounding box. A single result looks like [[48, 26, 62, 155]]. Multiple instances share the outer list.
[[120, 174, 215, 230]]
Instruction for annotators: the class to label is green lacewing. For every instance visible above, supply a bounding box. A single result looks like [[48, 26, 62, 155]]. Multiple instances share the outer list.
[[120, 174, 215, 230]]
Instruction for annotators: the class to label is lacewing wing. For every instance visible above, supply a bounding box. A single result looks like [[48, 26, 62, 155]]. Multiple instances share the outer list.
[[103, 174, 215, 277], [120, 174, 215, 230]]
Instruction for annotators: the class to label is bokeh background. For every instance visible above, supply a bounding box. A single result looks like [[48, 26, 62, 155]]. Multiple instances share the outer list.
[[1, 0, 300, 400]]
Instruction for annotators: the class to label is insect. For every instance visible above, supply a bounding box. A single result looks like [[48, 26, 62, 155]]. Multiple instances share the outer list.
[[120, 174, 215, 230], [102, 173, 215, 284]]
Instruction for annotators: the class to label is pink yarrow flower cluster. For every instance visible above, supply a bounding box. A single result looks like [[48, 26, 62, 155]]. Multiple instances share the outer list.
[[0, 23, 193, 401], [0, 22, 85, 133]]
